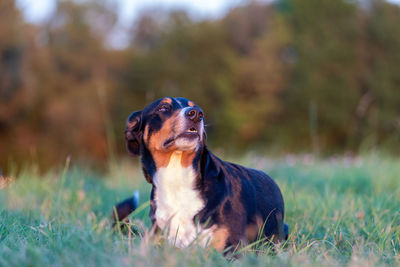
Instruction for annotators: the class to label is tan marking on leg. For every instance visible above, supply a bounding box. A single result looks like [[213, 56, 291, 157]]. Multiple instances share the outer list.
[[245, 224, 259, 242], [149, 224, 163, 245], [212, 227, 229, 252], [246, 215, 266, 242]]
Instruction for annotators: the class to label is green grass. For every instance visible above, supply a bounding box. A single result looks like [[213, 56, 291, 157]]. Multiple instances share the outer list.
[[1, 154, 400, 266]]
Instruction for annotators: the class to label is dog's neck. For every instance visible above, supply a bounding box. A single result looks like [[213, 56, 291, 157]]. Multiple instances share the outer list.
[[152, 151, 208, 247], [153, 151, 192, 187], [141, 144, 204, 184]]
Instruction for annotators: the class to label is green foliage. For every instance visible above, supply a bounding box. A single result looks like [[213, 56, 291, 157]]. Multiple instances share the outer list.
[[279, 0, 363, 151], [1, 0, 400, 170], [122, 13, 238, 145], [364, 1, 400, 148], [1, 155, 400, 266]]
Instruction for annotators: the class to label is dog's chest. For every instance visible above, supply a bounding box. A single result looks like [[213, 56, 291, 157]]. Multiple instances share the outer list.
[[153, 152, 207, 248]]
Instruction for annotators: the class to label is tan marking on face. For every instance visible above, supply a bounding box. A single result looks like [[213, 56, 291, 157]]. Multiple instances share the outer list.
[[148, 111, 178, 149], [145, 106, 201, 168], [151, 151, 173, 168], [146, 110, 179, 168], [188, 101, 195, 107], [212, 226, 229, 252], [161, 98, 172, 104], [144, 124, 150, 144]]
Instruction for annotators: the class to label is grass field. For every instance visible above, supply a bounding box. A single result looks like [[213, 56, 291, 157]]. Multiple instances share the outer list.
[[1, 154, 399, 266]]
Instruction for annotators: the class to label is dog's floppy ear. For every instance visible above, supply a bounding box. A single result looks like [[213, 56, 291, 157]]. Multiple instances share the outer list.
[[125, 111, 143, 156]]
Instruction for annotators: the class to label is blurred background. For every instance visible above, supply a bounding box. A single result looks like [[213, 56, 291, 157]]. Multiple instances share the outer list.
[[1, 0, 400, 173]]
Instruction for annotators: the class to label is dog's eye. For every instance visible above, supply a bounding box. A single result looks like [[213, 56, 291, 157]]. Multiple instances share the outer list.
[[158, 104, 170, 112]]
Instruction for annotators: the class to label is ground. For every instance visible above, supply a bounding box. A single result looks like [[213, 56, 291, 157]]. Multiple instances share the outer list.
[[0, 154, 399, 266]]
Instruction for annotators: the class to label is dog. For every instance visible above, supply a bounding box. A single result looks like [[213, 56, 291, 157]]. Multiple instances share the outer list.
[[112, 97, 288, 252]]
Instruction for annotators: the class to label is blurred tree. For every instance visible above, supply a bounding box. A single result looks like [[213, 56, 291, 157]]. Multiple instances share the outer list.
[[277, 0, 363, 153], [0, 0, 23, 103], [35, 0, 119, 165], [0, 0, 26, 169], [362, 0, 400, 151], [233, 12, 291, 146], [120, 10, 238, 146], [2, 0, 400, 172], [0, 0, 120, 171], [224, 3, 272, 55]]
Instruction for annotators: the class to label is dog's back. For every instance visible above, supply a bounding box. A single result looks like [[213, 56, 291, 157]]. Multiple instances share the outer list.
[[196, 151, 287, 245]]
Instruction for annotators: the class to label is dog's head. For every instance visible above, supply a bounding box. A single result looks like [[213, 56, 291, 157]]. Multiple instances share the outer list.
[[125, 97, 205, 157]]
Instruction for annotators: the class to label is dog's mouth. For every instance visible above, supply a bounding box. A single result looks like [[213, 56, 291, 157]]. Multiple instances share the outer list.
[[188, 127, 198, 133], [163, 127, 200, 149], [178, 126, 200, 138]]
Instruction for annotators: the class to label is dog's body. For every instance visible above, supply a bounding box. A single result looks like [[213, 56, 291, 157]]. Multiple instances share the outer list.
[[113, 97, 288, 251]]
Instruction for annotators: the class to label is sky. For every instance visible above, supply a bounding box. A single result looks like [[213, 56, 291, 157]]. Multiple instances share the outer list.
[[16, 0, 400, 49], [16, 0, 249, 27], [16, 0, 244, 24], [16, 0, 249, 48]]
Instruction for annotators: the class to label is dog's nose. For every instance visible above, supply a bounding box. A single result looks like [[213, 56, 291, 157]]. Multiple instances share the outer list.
[[185, 107, 203, 122]]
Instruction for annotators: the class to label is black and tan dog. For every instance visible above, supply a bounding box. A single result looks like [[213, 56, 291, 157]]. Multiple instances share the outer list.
[[112, 97, 288, 251]]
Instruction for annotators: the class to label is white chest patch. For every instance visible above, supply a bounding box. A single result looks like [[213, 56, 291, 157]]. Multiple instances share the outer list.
[[153, 152, 211, 248]]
